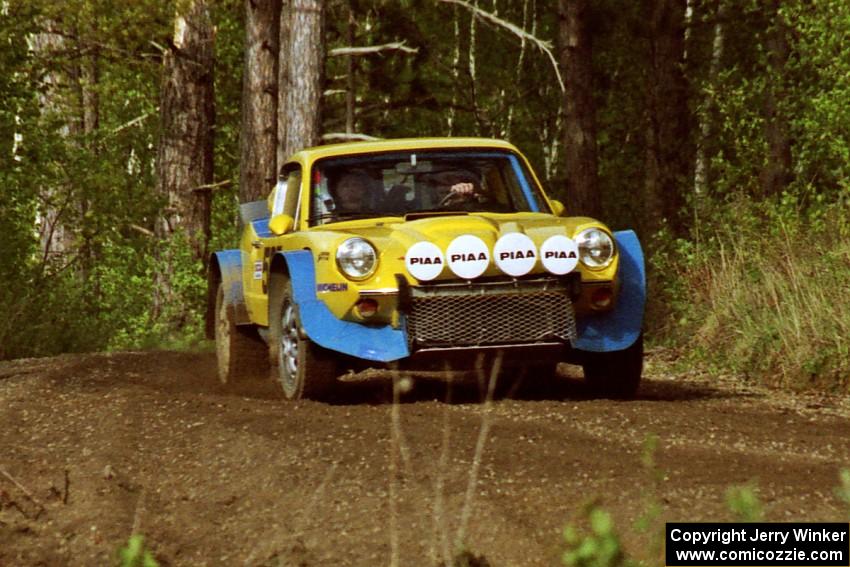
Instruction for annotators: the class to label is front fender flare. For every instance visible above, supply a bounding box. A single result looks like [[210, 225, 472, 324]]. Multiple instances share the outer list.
[[573, 230, 646, 353], [206, 250, 251, 339], [274, 250, 410, 362]]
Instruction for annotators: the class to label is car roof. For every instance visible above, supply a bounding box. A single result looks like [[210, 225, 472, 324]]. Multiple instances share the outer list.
[[288, 137, 520, 164]]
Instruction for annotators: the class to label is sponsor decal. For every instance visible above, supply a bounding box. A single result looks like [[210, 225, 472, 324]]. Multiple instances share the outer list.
[[446, 235, 490, 279], [405, 241, 445, 281], [253, 260, 264, 280], [316, 282, 349, 293], [317, 251, 330, 262], [494, 233, 537, 277], [540, 235, 579, 275]]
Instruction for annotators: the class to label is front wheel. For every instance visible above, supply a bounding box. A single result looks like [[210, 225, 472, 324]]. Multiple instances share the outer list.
[[581, 333, 643, 399], [269, 277, 339, 401]]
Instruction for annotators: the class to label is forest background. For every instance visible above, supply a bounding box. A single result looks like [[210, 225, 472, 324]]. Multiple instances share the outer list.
[[2, 0, 848, 391]]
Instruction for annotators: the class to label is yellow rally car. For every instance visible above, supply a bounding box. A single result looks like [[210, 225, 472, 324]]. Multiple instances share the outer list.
[[206, 138, 645, 400]]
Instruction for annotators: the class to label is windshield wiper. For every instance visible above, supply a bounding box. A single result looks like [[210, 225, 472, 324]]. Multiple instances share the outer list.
[[309, 212, 380, 224]]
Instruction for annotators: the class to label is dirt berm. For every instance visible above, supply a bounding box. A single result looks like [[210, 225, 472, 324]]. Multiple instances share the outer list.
[[1, 350, 848, 566]]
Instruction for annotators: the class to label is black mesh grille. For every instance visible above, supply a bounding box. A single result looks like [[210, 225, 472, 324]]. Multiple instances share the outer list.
[[407, 289, 576, 348]]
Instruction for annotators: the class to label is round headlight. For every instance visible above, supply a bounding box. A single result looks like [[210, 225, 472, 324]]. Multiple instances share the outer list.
[[575, 228, 615, 269], [336, 237, 377, 280]]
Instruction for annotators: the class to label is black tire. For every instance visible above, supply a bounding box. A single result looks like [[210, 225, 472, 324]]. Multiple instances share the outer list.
[[269, 276, 338, 401], [214, 282, 267, 384], [581, 333, 643, 399]]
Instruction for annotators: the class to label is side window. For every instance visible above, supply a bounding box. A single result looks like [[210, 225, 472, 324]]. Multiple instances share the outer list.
[[273, 167, 301, 219], [311, 168, 334, 225], [286, 169, 301, 222]]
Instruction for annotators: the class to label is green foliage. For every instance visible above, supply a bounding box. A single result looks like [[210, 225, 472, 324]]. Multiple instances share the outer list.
[[562, 505, 633, 567], [118, 535, 158, 567], [655, 195, 850, 390], [726, 484, 764, 522], [837, 469, 850, 515], [0, 0, 237, 359], [634, 435, 664, 544]]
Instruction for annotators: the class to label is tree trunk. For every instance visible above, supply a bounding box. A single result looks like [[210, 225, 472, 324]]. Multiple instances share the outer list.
[[642, 0, 691, 237], [81, 43, 100, 135], [155, 0, 215, 265], [79, 30, 101, 284], [447, 4, 461, 135], [283, 0, 324, 157], [277, 0, 291, 166], [30, 25, 74, 264], [345, 1, 356, 135], [693, 0, 725, 197], [760, 0, 792, 197], [558, 0, 600, 218], [240, 0, 281, 203]]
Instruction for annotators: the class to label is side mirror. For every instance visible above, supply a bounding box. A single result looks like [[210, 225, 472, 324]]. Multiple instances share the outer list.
[[269, 213, 294, 235], [550, 199, 565, 217]]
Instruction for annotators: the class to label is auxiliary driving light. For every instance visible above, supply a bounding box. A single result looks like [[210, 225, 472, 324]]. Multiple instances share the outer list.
[[591, 287, 614, 309], [355, 298, 379, 318]]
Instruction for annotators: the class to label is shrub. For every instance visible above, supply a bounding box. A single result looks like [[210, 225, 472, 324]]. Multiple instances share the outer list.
[[654, 195, 850, 391]]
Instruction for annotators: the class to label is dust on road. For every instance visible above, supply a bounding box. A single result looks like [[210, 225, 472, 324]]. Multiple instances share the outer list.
[[1, 350, 848, 566]]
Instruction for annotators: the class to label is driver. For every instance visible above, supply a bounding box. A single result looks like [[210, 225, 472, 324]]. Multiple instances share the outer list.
[[330, 172, 372, 214], [432, 170, 487, 207]]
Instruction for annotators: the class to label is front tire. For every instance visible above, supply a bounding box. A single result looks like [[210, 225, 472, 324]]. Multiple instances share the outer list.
[[582, 333, 643, 399], [269, 277, 338, 401], [214, 282, 267, 384]]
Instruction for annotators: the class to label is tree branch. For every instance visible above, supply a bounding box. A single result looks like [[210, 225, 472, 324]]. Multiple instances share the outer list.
[[321, 132, 381, 142], [129, 224, 155, 237], [437, 0, 565, 93], [328, 41, 419, 57], [191, 179, 232, 192], [109, 111, 156, 135]]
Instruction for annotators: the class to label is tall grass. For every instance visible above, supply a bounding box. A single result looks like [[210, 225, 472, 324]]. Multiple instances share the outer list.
[[654, 196, 850, 391]]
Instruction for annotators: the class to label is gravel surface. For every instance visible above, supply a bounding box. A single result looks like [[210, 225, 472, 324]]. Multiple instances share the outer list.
[[1, 350, 848, 566]]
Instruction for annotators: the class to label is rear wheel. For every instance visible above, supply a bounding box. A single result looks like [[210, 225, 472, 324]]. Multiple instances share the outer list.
[[270, 277, 338, 401], [582, 333, 643, 399], [214, 282, 267, 384]]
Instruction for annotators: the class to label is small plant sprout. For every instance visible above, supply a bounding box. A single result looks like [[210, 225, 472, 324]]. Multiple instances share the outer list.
[[836, 468, 850, 514], [726, 483, 764, 522], [118, 535, 158, 567], [562, 503, 634, 567]]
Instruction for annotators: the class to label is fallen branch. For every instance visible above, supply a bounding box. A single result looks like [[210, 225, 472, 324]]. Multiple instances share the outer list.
[[0, 466, 45, 516], [328, 41, 419, 57], [437, 0, 565, 93]]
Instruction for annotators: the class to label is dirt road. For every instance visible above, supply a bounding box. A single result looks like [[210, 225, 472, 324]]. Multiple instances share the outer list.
[[1, 350, 848, 566]]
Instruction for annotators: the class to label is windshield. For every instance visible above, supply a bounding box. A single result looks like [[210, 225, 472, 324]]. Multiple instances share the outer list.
[[309, 150, 547, 226]]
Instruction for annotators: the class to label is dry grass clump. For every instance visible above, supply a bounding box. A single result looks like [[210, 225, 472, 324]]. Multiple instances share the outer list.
[[672, 204, 850, 391]]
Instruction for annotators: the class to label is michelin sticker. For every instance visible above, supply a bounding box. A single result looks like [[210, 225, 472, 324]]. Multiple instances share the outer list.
[[446, 235, 490, 279], [405, 241, 444, 281], [494, 233, 537, 277], [253, 260, 264, 280], [317, 282, 348, 292], [540, 235, 579, 275]]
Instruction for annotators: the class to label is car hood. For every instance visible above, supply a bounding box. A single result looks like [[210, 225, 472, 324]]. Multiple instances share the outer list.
[[309, 212, 603, 282]]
